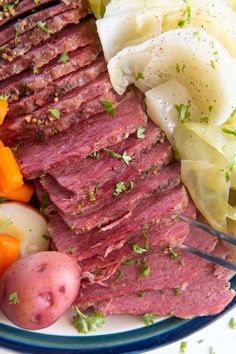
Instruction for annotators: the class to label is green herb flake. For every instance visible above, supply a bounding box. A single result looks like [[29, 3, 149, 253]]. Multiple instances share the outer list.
[[208, 105, 213, 112], [88, 191, 96, 202], [14, 26, 20, 47], [210, 60, 216, 69], [169, 248, 179, 260], [174, 104, 191, 123], [0, 94, 10, 101], [72, 307, 105, 334], [222, 128, 236, 138], [122, 259, 137, 266], [67, 246, 76, 254], [178, 6, 192, 28], [11, 146, 18, 153], [139, 258, 151, 277], [200, 116, 209, 124], [90, 152, 101, 159], [113, 181, 126, 196], [0, 217, 14, 232], [48, 108, 61, 119], [175, 288, 181, 296], [33, 67, 40, 74], [100, 100, 116, 115], [143, 313, 156, 326], [0, 45, 7, 51], [176, 63, 186, 73], [42, 234, 51, 241], [193, 31, 201, 41], [132, 243, 148, 254], [9, 291, 19, 305], [180, 341, 187, 354], [122, 151, 132, 165], [135, 72, 145, 81], [34, 0, 41, 4], [136, 126, 146, 139], [3, 0, 20, 11], [40, 191, 49, 214], [197, 339, 204, 344], [229, 317, 236, 329], [37, 21, 54, 34], [139, 291, 145, 298], [104, 148, 122, 159], [58, 52, 69, 64]]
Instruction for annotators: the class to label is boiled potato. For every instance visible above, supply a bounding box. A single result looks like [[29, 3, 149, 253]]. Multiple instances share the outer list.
[[0, 252, 81, 330]]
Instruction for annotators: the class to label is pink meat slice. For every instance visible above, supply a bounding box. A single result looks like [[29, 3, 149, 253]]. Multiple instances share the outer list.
[[94, 242, 234, 318], [0, 19, 96, 81], [15, 89, 146, 178], [49, 181, 187, 261]]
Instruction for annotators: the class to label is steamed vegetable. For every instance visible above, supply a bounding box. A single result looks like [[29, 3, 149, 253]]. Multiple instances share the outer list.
[[0, 252, 81, 330], [0, 147, 23, 193], [0, 203, 49, 257], [0, 183, 34, 203], [0, 98, 8, 126], [88, 0, 110, 18], [108, 28, 236, 125], [0, 234, 20, 277]]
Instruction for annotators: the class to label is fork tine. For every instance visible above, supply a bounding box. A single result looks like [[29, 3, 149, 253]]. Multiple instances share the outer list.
[[179, 244, 236, 272], [178, 214, 236, 246]]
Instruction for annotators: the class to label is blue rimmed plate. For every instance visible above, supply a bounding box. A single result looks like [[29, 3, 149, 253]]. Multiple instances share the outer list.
[[0, 275, 236, 354]]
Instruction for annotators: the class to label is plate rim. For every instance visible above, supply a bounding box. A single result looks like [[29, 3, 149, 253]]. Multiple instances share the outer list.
[[0, 275, 236, 354]]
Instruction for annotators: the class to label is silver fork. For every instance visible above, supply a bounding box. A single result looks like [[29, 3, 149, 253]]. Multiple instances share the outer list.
[[177, 214, 236, 272]]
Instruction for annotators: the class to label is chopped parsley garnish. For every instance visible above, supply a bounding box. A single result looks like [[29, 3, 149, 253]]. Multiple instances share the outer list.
[[88, 191, 96, 202], [175, 104, 191, 123], [175, 288, 181, 297], [169, 248, 179, 260], [0, 44, 7, 51], [58, 52, 69, 64], [9, 291, 19, 305], [132, 243, 148, 254], [180, 341, 187, 354], [104, 149, 132, 165], [200, 116, 209, 124], [139, 258, 151, 277], [37, 21, 54, 34], [122, 259, 137, 266], [67, 246, 76, 254], [14, 26, 20, 47], [135, 72, 145, 81], [0, 94, 10, 101], [72, 307, 105, 334], [143, 313, 156, 325], [209, 105, 214, 112], [90, 151, 101, 159], [139, 291, 145, 298], [193, 31, 201, 41], [176, 63, 186, 73], [100, 100, 116, 115], [197, 339, 204, 344], [40, 191, 49, 214], [229, 317, 236, 329], [42, 234, 51, 241], [48, 108, 61, 119], [0, 217, 13, 232], [2, 0, 19, 11], [136, 126, 146, 139], [34, 0, 41, 4], [113, 181, 126, 196], [210, 60, 216, 69], [33, 67, 40, 74], [178, 6, 192, 28], [222, 128, 236, 138]]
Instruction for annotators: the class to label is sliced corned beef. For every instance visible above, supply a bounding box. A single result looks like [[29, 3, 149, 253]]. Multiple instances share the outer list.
[[0, 19, 96, 81], [0, 41, 101, 99], [79, 201, 196, 283], [3, 71, 112, 143], [0, 0, 55, 27], [41, 140, 172, 219], [2, 7, 90, 60], [95, 242, 234, 318], [15, 89, 146, 178], [48, 121, 163, 193], [0, 1, 82, 46], [7, 55, 106, 118], [49, 182, 187, 261]]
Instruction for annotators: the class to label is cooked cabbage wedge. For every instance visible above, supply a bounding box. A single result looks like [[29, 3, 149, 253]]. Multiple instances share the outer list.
[[96, 12, 162, 61], [88, 0, 110, 18], [108, 28, 236, 125], [174, 123, 236, 232]]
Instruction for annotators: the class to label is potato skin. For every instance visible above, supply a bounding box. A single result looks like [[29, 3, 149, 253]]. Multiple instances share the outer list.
[[0, 251, 81, 330]]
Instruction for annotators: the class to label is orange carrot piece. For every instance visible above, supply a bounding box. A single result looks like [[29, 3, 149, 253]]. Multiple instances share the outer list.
[[0, 183, 34, 203], [0, 140, 4, 148], [0, 147, 23, 192], [0, 234, 20, 276], [0, 99, 8, 125]]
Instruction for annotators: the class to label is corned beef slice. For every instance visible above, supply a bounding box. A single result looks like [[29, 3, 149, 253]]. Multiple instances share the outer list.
[[54, 143, 174, 232], [0, 19, 96, 81], [0, 1, 83, 46], [3, 71, 112, 143], [2, 6, 90, 61], [7, 54, 106, 119], [95, 242, 234, 318], [0, 41, 101, 100], [0, 0, 55, 27], [15, 89, 147, 178], [41, 140, 172, 219], [49, 183, 187, 261]]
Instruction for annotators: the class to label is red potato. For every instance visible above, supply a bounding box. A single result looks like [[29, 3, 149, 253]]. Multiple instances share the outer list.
[[0, 251, 81, 330]]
